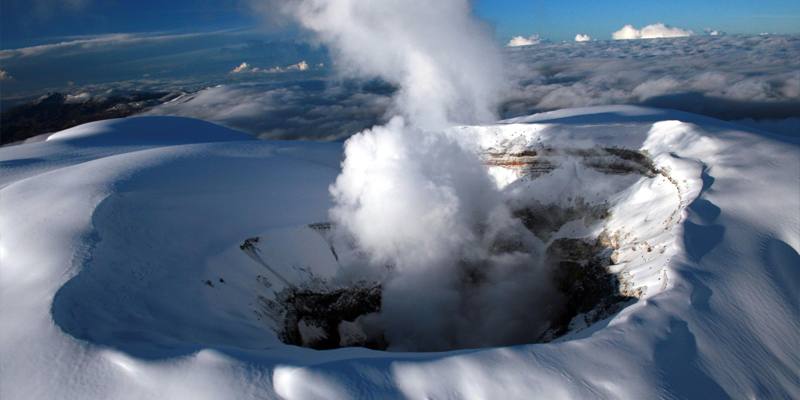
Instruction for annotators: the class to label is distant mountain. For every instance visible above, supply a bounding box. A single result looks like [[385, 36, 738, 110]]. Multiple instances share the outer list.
[[0, 91, 183, 145]]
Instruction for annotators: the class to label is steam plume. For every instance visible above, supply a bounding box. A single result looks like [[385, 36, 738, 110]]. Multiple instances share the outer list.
[[277, 0, 558, 350]]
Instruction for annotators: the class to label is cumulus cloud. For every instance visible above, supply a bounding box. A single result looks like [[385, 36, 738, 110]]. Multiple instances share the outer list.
[[230, 60, 312, 74], [575, 34, 592, 42], [0, 69, 11, 80], [612, 23, 693, 40], [507, 34, 541, 47], [231, 62, 253, 73], [286, 60, 309, 71]]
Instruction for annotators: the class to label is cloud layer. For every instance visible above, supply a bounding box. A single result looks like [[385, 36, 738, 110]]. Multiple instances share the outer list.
[[6, 34, 797, 141], [504, 34, 800, 122], [147, 80, 392, 141], [138, 34, 799, 142]]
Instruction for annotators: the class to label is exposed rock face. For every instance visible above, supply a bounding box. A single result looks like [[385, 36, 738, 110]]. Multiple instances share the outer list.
[[484, 147, 658, 178], [277, 283, 384, 350], [541, 236, 632, 340], [513, 199, 610, 241]]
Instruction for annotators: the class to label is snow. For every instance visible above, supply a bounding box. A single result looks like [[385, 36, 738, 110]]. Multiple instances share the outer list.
[[1, 107, 798, 398]]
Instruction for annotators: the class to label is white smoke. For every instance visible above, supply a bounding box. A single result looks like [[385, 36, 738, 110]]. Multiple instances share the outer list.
[[277, 0, 558, 350], [283, 0, 504, 130], [330, 118, 499, 273], [327, 115, 560, 350]]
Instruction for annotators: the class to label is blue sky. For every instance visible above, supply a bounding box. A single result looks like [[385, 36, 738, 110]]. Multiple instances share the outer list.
[[477, 0, 800, 39], [2, 0, 799, 48]]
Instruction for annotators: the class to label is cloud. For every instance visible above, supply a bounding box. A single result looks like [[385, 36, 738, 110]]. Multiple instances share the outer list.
[[285, 60, 309, 72], [143, 34, 799, 143], [0, 69, 11, 80], [507, 35, 541, 47], [230, 60, 312, 74], [146, 81, 393, 141], [64, 92, 91, 103], [0, 34, 130, 59], [574, 34, 591, 42], [10, 33, 796, 146], [612, 23, 693, 40], [0, 30, 233, 60], [503, 34, 800, 122], [230, 62, 253, 73], [0, 31, 328, 99]]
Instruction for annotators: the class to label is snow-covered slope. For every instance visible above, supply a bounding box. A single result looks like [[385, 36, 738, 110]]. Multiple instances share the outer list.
[[1, 107, 798, 399]]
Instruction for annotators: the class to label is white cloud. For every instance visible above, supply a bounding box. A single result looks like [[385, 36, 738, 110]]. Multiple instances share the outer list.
[[230, 60, 312, 74], [152, 34, 799, 143], [612, 23, 693, 40], [64, 92, 92, 103], [147, 82, 391, 141], [0, 69, 11, 80], [507, 35, 541, 47], [574, 34, 592, 42], [230, 62, 253, 73], [504, 34, 800, 121], [266, 60, 309, 73], [0, 30, 229, 60], [612, 24, 640, 40], [290, 60, 309, 71], [0, 34, 129, 59]]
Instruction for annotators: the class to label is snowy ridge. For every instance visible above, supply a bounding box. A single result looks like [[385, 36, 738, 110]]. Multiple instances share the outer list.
[[1, 107, 798, 399]]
